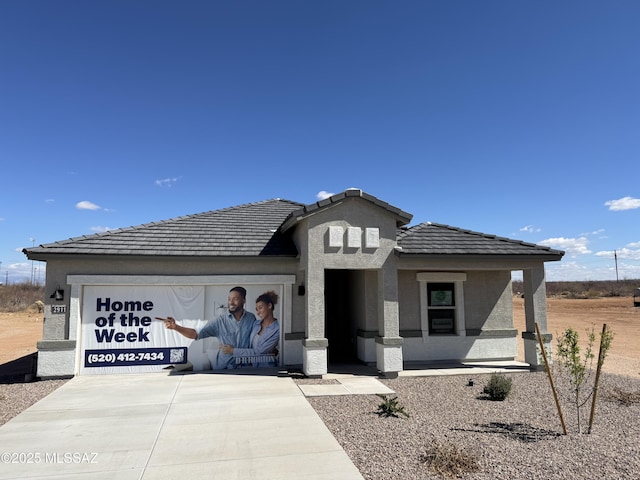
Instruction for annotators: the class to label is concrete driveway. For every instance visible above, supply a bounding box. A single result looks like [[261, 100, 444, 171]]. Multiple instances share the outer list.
[[0, 372, 364, 479]]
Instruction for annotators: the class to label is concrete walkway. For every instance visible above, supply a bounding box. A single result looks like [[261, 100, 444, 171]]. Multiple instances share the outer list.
[[0, 372, 364, 480], [399, 360, 531, 377]]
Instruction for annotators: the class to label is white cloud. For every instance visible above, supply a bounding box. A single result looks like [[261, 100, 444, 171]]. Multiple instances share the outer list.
[[538, 236, 591, 256], [155, 177, 181, 187], [519, 225, 540, 233], [618, 263, 640, 279], [604, 196, 640, 211], [596, 247, 640, 261], [541, 261, 586, 281], [76, 200, 101, 211], [9, 261, 29, 268], [316, 190, 334, 200], [577, 228, 607, 239], [544, 259, 634, 282], [91, 226, 112, 233], [2, 261, 46, 284]]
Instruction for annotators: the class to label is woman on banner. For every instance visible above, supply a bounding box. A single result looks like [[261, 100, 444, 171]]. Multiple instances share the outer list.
[[158, 286, 255, 369], [220, 291, 280, 368]]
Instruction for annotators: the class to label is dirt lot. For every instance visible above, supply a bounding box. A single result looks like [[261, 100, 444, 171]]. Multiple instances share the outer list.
[[1, 297, 639, 377], [514, 296, 639, 378], [0, 307, 45, 365]]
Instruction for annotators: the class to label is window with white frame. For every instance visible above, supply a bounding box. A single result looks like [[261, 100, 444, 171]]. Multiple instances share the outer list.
[[417, 273, 467, 337], [427, 282, 456, 334]]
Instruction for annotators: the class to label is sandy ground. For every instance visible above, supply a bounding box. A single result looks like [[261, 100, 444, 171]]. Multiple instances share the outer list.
[[1, 297, 639, 377], [0, 307, 45, 365], [513, 296, 640, 378]]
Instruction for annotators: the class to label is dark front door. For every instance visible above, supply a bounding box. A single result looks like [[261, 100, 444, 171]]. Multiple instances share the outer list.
[[324, 269, 358, 363]]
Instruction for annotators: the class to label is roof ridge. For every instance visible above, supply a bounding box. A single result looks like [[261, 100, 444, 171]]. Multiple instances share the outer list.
[[281, 189, 412, 231]]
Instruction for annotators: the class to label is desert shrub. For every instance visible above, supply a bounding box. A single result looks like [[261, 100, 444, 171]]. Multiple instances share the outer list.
[[375, 394, 409, 418], [603, 289, 622, 297], [483, 374, 512, 401], [0, 283, 45, 312], [564, 291, 586, 299], [420, 441, 480, 478]]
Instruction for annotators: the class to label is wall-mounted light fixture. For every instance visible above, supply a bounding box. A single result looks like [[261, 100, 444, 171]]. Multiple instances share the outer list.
[[50, 288, 64, 301], [298, 284, 306, 296]]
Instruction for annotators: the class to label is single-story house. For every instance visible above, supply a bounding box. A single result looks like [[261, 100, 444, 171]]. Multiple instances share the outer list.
[[24, 189, 563, 378]]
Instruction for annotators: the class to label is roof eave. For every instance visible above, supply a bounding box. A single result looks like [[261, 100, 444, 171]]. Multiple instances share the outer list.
[[395, 251, 565, 262], [23, 250, 300, 261]]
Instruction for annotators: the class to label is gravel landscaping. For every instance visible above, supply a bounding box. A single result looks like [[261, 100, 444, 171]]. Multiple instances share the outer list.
[[2, 370, 639, 479], [0, 379, 68, 427], [302, 371, 640, 479]]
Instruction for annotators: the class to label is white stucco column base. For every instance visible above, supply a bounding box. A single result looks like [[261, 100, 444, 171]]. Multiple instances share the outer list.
[[302, 338, 328, 377], [36, 340, 77, 378], [375, 336, 403, 378], [522, 332, 552, 371]]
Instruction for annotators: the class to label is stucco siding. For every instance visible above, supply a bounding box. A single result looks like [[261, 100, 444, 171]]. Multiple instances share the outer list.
[[398, 270, 421, 331], [363, 270, 378, 331], [403, 336, 517, 362], [291, 269, 306, 334], [463, 270, 513, 333], [304, 198, 398, 271], [396, 269, 515, 337], [53, 257, 298, 276]]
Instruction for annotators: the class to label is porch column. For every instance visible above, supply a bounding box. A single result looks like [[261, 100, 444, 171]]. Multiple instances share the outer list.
[[521, 265, 552, 371], [375, 259, 403, 378], [303, 265, 328, 377]]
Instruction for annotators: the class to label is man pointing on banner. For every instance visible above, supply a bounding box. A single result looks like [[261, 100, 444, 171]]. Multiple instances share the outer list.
[[157, 286, 255, 369]]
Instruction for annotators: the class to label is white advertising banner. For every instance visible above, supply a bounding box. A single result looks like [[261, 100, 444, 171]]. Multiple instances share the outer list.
[[79, 283, 282, 375]]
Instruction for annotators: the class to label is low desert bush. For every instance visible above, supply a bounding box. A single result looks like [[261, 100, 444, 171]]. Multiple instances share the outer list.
[[483, 374, 513, 401], [375, 394, 409, 418], [0, 283, 44, 312], [420, 441, 480, 478], [513, 279, 640, 298]]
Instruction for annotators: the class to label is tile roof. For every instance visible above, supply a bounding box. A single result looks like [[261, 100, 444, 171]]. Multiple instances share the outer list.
[[397, 222, 564, 257], [25, 199, 304, 257], [23, 192, 564, 260], [281, 188, 412, 231]]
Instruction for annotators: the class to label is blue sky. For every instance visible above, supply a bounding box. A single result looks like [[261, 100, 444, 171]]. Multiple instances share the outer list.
[[1, 1, 639, 284]]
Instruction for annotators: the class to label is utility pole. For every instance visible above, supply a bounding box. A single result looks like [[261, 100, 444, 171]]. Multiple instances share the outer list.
[[614, 250, 619, 282], [30, 237, 35, 284]]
